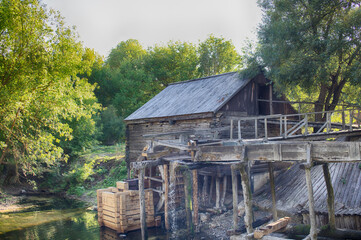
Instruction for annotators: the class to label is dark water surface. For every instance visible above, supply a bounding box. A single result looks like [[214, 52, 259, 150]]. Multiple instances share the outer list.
[[0, 196, 170, 240]]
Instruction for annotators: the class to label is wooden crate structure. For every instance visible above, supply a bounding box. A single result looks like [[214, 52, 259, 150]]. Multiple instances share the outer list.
[[97, 181, 156, 233]]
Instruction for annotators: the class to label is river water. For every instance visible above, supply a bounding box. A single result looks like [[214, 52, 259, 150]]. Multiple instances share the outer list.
[[0, 196, 169, 240]]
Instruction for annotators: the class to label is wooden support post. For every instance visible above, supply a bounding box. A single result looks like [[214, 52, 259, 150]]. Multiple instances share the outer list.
[[202, 175, 208, 205], [305, 144, 317, 240], [350, 110, 353, 131], [239, 163, 254, 234], [264, 118, 268, 140], [269, 84, 273, 115], [255, 119, 258, 139], [268, 162, 278, 221], [230, 119, 234, 140], [238, 120, 242, 140], [220, 175, 227, 207], [183, 171, 192, 231], [138, 168, 148, 240], [216, 176, 220, 209], [342, 106, 345, 130], [322, 163, 336, 230], [209, 176, 214, 205], [192, 169, 199, 230], [231, 164, 239, 231], [164, 164, 169, 230], [305, 114, 309, 136]]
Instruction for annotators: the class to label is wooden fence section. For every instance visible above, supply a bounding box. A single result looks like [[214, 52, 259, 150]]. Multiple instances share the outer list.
[[97, 181, 160, 233], [229, 107, 361, 141]]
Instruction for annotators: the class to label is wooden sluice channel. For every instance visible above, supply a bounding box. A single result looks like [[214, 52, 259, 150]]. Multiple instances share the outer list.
[[130, 137, 361, 240]]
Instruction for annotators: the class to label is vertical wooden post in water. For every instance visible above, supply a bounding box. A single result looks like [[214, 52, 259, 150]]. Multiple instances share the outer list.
[[322, 163, 336, 230], [138, 167, 148, 240], [220, 175, 227, 207], [164, 164, 170, 230], [305, 144, 317, 240], [202, 175, 208, 205], [268, 162, 278, 221], [239, 163, 254, 234], [183, 170, 192, 231], [215, 176, 220, 209], [192, 169, 199, 230], [231, 164, 239, 231]]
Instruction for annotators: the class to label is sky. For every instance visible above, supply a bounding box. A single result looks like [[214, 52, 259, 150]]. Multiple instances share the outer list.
[[42, 0, 263, 57]]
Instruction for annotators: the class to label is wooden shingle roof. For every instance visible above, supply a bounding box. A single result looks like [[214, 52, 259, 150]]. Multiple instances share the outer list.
[[125, 72, 249, 121]]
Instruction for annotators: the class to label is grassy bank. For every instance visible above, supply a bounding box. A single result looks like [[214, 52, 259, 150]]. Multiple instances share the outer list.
[[42, 144, 128, 205]]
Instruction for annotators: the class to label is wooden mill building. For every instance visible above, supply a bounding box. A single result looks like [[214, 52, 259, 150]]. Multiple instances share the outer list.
[[124, 72, 294, 164]]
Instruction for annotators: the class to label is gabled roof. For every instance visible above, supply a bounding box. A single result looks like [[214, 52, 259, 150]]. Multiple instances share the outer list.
[[125, 72, 249, 121]]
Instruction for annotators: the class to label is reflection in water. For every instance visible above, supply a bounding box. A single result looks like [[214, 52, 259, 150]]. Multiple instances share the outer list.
[[0, 196, 170, 240]]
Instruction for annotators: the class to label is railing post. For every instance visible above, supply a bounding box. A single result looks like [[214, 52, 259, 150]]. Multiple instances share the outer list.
[[255, 118, 258, 139], [350, 110, 353, 132], [358, 110, 360, 128], [342, 106, 345, 130], [264, 117, 268, 140], [238, 120, 242, 140], [279, 116, 283, 137], [305, 114, 308, 136], [284, 116, 287, 138], [230, 119, 233, 140], [326, 112, 330, 134]]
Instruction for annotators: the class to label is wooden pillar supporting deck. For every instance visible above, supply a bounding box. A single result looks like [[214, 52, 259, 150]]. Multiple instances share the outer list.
[[231, 164, 239, 231], [183, 171, 192, 231], [268, 162, 278, 221], [322, 163, 336, 230], [239, 163, 254, 234], [163, 164, 170, 231], [138, 168, 148, 240], [202, 175, 208, 205], [209, 176, 214, 205], [220, 175, 227, 207], [192, 169, 199, 231], [305, 144, 317, 240], [216, 175, 221, 209]]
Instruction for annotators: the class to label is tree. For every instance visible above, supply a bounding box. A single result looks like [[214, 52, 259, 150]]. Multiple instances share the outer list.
[[145, 41, 199, 87], [107, 39, 146, 70], [0, 0, 100, 182], [198, 35, 242, 76], [254, 0, 361, 117]]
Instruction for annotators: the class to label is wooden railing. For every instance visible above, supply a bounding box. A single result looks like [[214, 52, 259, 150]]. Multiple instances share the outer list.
[[229, 107, 361, 141]]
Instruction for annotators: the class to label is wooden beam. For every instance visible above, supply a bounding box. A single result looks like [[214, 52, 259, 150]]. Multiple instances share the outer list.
[[231, 164, 239, 231], [215, 175, 220, 209], [199, 141, 361, 163], [138, 168, 148, 240], [268, 162, 278, 221], [305, 144, 317, 240], [239, 163, 254, 234], [164, 164, 169, 230], [254, 217, 291, 239], [192, 169, 199, 231], [322, 163, 336, 230], [220, 175, 227, 207], [183, 171, 192, 231], [202, 175, 208, 205]]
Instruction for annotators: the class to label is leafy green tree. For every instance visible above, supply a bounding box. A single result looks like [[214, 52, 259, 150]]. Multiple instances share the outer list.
[[145, 41, 199, 87], [253, 0, 361, 116], [198, 35, 242, 76], [107, 39, 146, 69], [0, 0, 100, 183]]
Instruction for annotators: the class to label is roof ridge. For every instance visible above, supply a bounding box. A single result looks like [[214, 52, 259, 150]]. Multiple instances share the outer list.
[[169, 71, 239, 86]]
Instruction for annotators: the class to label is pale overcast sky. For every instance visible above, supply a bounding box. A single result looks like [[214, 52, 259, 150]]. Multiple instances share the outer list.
[[42, 0, 263, 57]]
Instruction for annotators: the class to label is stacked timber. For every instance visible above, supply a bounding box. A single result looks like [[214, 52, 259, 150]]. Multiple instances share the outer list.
[[97, 181, 158, 233]]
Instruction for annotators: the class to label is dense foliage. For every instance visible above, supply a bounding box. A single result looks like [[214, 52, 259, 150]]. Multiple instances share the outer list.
[[0, 0, 100, 183], [245, 0, 361, 116]]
